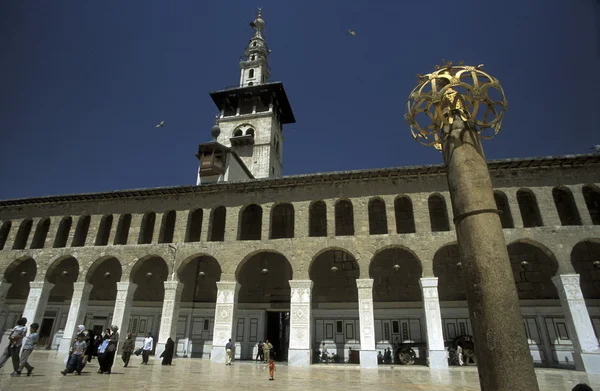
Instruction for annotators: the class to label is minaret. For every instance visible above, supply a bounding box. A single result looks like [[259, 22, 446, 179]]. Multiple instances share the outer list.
[[206, 8, 295, 179]]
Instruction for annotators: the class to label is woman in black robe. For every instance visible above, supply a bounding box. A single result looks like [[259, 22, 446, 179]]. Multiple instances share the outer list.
[[161, 338, 175, 365]]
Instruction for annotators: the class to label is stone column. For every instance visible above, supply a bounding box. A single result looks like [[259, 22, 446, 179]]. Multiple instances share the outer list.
[[262, 203, 273, 240], [0, 280, 12, 331], [201, 208, 211, 241], [224, 207, 241, 242], [382, 195, 397, 235], [58, 282, 93, 354], [325, 199, 336, 237], [419, 278, 448, 369], [356, 279, 377, 368], [210, 281, 240, 363], [156, 281, 183, 357], [532, 187, 561, 227], [85, 215, 103, 247], [504, 190, 524, 228], [22, 281, 54, 325], [413, 193, 431, 234], [569, 185, 593, 226], [293, 202, 310, 238], [552, 274, 600, 374], [112, 282, 137, 350], [288, 280, 313, 367]]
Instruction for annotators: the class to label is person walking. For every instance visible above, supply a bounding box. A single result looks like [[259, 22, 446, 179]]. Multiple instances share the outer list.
[[103, 325, 119, 374], [225, 339, 234, 365], [15, 322, 39, 376], [268, 358, 275, 381], [121, 333, 135, 367], [0, 317, 28, 376], [142, 333, 153, 365], [256, 341, 264, 361], [161, 338, 175, 365], [61, 333, 87, 376], [263, 340, 273, 363]]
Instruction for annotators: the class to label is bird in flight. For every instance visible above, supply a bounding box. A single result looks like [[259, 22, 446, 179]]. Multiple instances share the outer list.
[[347, 29, 356, 36], [155, 120, 165, 128], [591, 145, 600, 153]]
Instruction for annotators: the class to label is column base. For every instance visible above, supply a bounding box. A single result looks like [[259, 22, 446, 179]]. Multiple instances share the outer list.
[[210, 346, 226, 363], [427, 349, 448, 369], [288, 349, 311, 367], [359, 350, 378, 369], [57, 338, 71, 355], [154, 342, 165, 360], [576, 352, 600, 375]]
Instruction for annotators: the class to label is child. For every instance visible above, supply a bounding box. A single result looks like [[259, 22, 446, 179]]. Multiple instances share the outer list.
[[0, 317, 28, 376], [61, 333, 87, 376], [268, 358, 275, 381], [16, 323, 39, 376]]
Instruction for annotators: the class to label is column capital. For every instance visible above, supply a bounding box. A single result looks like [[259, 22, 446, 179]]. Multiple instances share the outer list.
[[73, 281, 93, 294], [289, 280, 313, 290], [419, 277, 439, 289], [116, 281, 138, 292], [552, 273, 580, 288], [30, 281, 54, 291], [356, 278, 373, 289], [216, 281, 240, 292], [164, 280, 183, 292]]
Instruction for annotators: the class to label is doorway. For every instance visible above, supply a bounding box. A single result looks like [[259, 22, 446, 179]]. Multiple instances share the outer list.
[[38, 318, 54, 348], [266, 311, 289, 361]]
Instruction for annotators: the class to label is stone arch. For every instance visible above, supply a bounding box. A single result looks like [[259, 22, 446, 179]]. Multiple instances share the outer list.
[[95, 214, 113, 246], [177, 254, 221, 302], [428, 194, 450, 232], [31, 217, 51, 249], [270, 203, 294, 239], [493, 191, 514, 228], [239, 204, 262, 240], [45, 256, 79, 303], [517, 189, 543, 227], [0, 221, 11, 250], [394, 196, 415, 234], [12, 218, 33, 250], [553, 186, 582, 226], [138, 212, 156, 244], [308, 200, 327, 237], [53, 216, 73, 248], [368, 197, 388, 235], [582, 185, 600, 225], [433, 243, 465, 301], [86, 256, 122, 301], [4, 257, 37, 300], [335, 199, 354, 236], [235, 250, 293, 303], [507, 240, 559, 299], [131, 255, 169, 301], [570, 239, 600, 299], [208, 206, 226, 242], [158, 210, 176, 243], [114, 213, 132, 245], [310, 248, 359, 304], [185, 209, 203, 243], [71, 215, 90, 247], [369, 246, 422, 302]]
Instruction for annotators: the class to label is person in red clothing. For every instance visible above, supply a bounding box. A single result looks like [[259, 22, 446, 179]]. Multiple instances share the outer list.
[[268, 358, 275, 381]]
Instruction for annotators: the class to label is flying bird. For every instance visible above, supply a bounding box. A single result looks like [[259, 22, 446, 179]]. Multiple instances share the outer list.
[[347, 29, 356, 36], [591, 145, 600, 152], [155, 120, 165, 128]]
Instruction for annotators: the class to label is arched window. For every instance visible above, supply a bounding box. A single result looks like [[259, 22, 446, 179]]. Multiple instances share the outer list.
[[138, 212, 156, 244], [494, 191, 514, 228], [95, 214, 113, 246], [582, 185, 600, 225], [553, 187, 582, 226], [0, 221, 12, 250], [114, 213, 132, 245], [249, 69, 255, 78], [517, 189, 543, 227], [158, 210, 176, 243], [309, 201, 327, 237], [368, 198, 388, 235], [246, 128, 255, 137], [251, 55, 255, 61], [31, 218, 51, 249], [71, 215, 90, 247], [53, 216, 73, 248], [271, 203, 294, 239], [428, 194, 450, 232], [252, 42, 257, 47], [335, 200, 354, 236], [234, 129, 243, 137], [185, 209, 203, 242], [12, 218, 33, 250], [394, 196, 415, 234], [239, 204, 262, 240], [208, 206, 226, 242]]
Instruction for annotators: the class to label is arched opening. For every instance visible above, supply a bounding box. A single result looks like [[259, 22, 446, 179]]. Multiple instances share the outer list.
[[87, 257, 122, 301], [234, 128, 243, 137], [138, 212, 156, 244], [309, 201, 327, 237], [270, 203, 294, 239], [158, 210, 176, 244], [310, 249, 359, 304], [208, 206, 226, 242], [53, 216, 73, 248], [178, 256, 221, 303], [12, 219, 33, 250], [114, 213, 132, 245], [335, 200, 354, 236], [249, 69, 255, 78], [246, 128, 255, 138], [239, 204, 262, 240], [185, 209, 203, 242], [131, 256, 169, 302], [370, 248, 422, 302], [428, 194, 450, 232], [31, 218, 51, 249], [394, 196, 415, 234], [4, 257, 36, 300], [433, 244, 465, 301], [46, 256, 79, 303], [95, 214, 113, 246], [368, 198, 388, 235], [0, 221, 12, 250], [71, 215, 90, 247], [570, 241, 600, 299], [582, 185, 600, 224], [507, 241, 558, 300], [552, 187, 582, 226], [494, 191, 514, 228], [517, 189, 543, 227]]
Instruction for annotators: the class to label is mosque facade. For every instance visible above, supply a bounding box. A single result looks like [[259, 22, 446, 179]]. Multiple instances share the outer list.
[[0, 10, 599, 372]]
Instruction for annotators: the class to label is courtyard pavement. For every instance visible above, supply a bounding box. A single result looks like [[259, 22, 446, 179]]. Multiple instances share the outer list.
[[0, 352, 597, 391]]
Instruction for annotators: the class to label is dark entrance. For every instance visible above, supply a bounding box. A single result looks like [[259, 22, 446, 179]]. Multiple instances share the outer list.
[[38, 318, 54, 348], [266, 311, 289, 361]]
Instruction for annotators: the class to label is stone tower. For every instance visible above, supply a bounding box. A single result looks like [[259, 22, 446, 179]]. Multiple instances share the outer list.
[[208, 9, 295, 179]]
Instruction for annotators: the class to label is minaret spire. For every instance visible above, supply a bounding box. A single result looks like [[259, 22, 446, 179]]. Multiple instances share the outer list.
[[239, 8, 270, 87]]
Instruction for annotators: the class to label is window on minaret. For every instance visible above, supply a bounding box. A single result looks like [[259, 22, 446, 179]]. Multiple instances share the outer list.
[[249, 69, 254, 78], [253, 42, 257, 47], [251, 55, 255, 60]]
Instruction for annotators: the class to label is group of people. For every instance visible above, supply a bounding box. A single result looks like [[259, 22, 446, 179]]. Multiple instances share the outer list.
[[226, 339, 275, 380], [0, 317, 38, 376], [254, 340, 273, 362]]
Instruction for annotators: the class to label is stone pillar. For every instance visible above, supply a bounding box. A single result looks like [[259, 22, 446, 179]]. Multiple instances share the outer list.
[[262, 203, 273, 240], [152, 213, 163, 244], [107, 214, 120, 245], [210, 281, 240, 363], [532, 187, 561, 227], [356, 279, 377, 368], [224, 207, 241, 242], [569, 185, 593, 226], [58, 282, 93, 354], [0, 280, 12, 331], [504, 190, 524, 228], [288, 280, 313, 367], [413, 194, 431, 234], [22, 281, 54, 325], [112, 282, 137, 350], [156, 281, 183, 357], [173, 211, 189, 243], [552, 274, 600, 374], [419, 278, 448, 369], [85, 215, 103, 247], [127, 214, 144, 245], [382, 195, 397, 235], [325, 199, 336, 237], [201, 208, 211, 241], [293, 202, 310, 238]]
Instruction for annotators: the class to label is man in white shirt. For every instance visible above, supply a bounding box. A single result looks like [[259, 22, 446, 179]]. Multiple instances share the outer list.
[[142, 333, 153, 365]]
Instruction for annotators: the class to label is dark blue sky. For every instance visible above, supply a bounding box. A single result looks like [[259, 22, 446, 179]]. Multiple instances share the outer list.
[[1, 0, 598, 200]]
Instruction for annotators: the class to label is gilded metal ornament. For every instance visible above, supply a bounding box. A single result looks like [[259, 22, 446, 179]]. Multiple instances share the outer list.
[[406, 63, 508, 151]]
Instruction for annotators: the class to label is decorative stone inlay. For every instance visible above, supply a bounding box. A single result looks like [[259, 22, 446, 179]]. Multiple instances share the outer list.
[[289, 280, 313, 351], [158, 281, 183, 344], [420, 277, 446, 354], [211, 282, 240, 349], [356, 278, 375, 350]]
